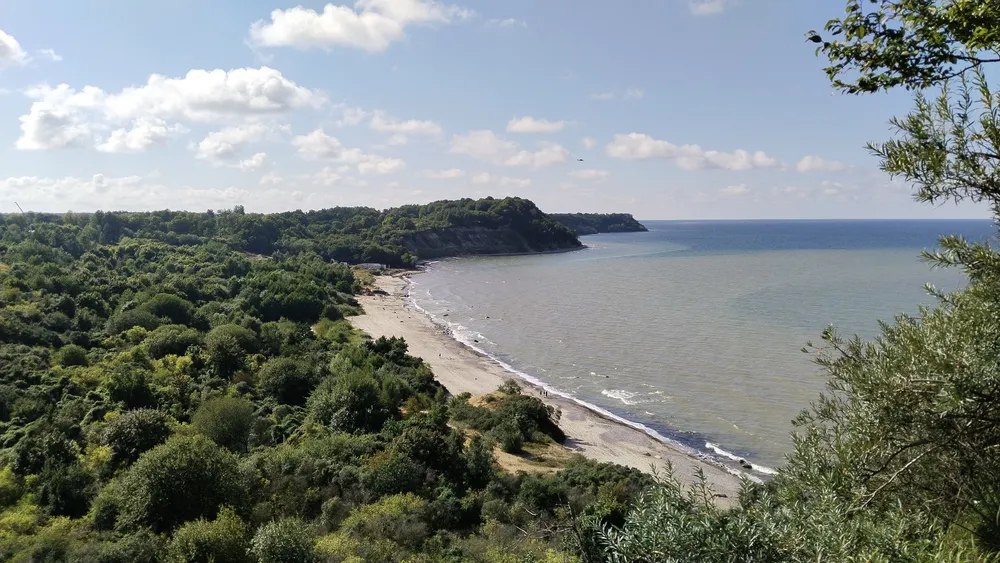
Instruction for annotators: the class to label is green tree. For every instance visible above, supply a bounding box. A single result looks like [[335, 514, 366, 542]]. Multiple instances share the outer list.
[[256, 357, 320, 406], [103, 408, 173, 469], [116, 435, 250, 532], [54, 344, 88, 367], [166, 506, 251, 563], [205, 324, 256, 378], [248, 518, 316, 563], [192, 396, 255, 453]]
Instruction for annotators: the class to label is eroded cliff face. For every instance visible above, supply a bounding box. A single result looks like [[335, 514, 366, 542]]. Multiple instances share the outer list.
[[401, 227, 583, 259]]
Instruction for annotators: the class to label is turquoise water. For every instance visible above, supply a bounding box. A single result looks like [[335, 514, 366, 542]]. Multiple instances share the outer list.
[[409, 220, 994, 469]]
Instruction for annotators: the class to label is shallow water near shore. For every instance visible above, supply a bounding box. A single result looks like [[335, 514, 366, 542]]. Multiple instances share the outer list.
[[408, 219, 994, 469]]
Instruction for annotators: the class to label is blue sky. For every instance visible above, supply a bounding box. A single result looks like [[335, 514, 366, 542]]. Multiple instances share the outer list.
[[0, 0, 989, 219]]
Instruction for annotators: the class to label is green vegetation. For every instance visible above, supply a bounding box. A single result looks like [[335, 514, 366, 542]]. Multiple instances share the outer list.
[[548, 214, 648, 236]]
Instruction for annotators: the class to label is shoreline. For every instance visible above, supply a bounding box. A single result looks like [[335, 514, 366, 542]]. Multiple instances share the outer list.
[[349, 274, 750, 503], [415, 245, 588, 264]]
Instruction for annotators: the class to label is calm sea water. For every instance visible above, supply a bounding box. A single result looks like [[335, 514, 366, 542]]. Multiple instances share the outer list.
[[409, 220, 995, 469]]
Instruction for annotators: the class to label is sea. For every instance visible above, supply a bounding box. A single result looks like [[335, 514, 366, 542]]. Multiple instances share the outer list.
[[407, 220, 995, 471]]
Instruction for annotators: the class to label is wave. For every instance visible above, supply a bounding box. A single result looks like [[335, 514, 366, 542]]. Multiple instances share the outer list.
[[404, 276, 773, 482], [602, 389, 640, 406], [705, 442, 777, 476]]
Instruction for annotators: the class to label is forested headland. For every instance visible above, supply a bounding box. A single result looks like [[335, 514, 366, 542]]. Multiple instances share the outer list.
[[548, 214, 647, 236]]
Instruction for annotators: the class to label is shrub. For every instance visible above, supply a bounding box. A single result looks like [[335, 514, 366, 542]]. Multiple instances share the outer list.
[[145, 324, 202, 359], [141, 293, 195, 326], [257, 357, 320, 406], [491, 421, 524, 454], [95, 530, 165, 563], [103, 364, 155, 409], [107, 308, 164, 334], [248, 518, 316, 563], [192, 397, 255, 453], [103, 408, 172, 468], [37, 462, 95, 518], [55, 344, 88, 367], [116, 435, 250, 532], [339, 493, 429, 549], [308, 371, 393, 433], [206, 324, 257, 378], [360, 450, 424, 499], [166, 506, 251, 563]]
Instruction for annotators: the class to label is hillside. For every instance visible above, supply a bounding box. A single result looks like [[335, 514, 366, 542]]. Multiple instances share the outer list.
[[550, 213, 648, 235], [0, 197, 581, 268]]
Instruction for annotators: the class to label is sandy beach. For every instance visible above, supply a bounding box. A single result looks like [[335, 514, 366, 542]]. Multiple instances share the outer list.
[[349, 274, 747, 502]]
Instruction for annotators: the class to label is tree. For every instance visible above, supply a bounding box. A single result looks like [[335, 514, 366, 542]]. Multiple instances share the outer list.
[[256, 357, 321, 406], [192, 396, 255, 453], [103, 408, 172, 468], [116, 435, 250, 532], [248, 518, 316, 563], [166, 507, 251, 563], [55, 344, 88, 367], [205, 324, 257, 379]]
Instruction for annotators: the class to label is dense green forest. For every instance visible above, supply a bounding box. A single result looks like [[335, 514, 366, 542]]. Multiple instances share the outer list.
[[0, 196, 580, 271], [548, 214, 647, 236]]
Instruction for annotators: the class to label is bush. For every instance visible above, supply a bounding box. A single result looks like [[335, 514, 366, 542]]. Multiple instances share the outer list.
[[166, 506, 251, 563], [206, 324, 257, 378], [103, 364, 156, 409], [107, 308, 164, 334], [55, 344, 88, 367], [249, 518, 316, 563], [308, 371, 393, 433], [37, 462, 95, 518], [257, 357, 320, 406], [192, 396, 255, 453], [491, 421, 524, 454], [116, 435, 250, 532], [360, 450, 424, 499], [145, 324, 202, 359], [103, 408, 172, 468], [142, 293, 195, 326], [95, 530, 165, 563], [339, 493, 429, 549]]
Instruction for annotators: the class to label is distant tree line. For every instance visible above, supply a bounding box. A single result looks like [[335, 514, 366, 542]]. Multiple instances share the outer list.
[[548, 214, 647, 236]]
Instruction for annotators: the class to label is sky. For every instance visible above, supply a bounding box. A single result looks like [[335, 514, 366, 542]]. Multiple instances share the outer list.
[[0, 0, 991, 219]]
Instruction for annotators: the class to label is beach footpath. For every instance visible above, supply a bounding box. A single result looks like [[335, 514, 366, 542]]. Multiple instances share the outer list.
[[349, 275, 747, 503]]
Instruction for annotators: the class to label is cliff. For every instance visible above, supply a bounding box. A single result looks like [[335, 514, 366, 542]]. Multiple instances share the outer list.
[[401, 225, 583, 259], [549, 213, 648, 235]]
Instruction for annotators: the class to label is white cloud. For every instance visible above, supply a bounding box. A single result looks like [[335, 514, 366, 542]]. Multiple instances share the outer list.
[[293, 128, 404, 174], [451, 130, 568, 167], [487, 18, 527, 29], [195, 123, 276, 163], [0, 30, 28, 68], [606, 133, 782, 171], [796, 155, 847, 173], [582, 137, 596, 149], [499, 176, 531, 187], [38, 48, 62, 62], [721, 183, 750, 196], [386, 134, 408, 145], [590, 91, 615, 101], [569, 169, 610, 181], [689, 0, 730, 16], [370, 110, 442, 135], [472, 172, 492, 184], [97, 118, 188, 153], [624, 88, 644, 100], [239, 152, 269, 170], [260, 172, 285, 185], [425, 168, 465, 179], [336, 106, 369, 127], [468, 172, 529, 187], [249, 0, 474, 53], [16, 67, 321, 151], [506, 116, 565, 133], [310, 166, 343, 186]]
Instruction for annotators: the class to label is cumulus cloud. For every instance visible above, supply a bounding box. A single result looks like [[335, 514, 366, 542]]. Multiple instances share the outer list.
[[0, 30, 28, 68], [336, 106, 370, 127], [38, 49, 62, 62], [689, 0, 731, 16], [194, 123, 279, 164], [424, 168, 465, 179], [795, 155, 847, 173], [16, 67, 322, 151], [450, 130, 568, 167], [248, 0, 474, 52], [96, 118, 188, 153], [506, 116, 565, 133], [293, 128, 404, 174], [721, 183, 750, 196], [581, 137, 596, 149], [370, 110, 442, 135], [606, 133, 781, 171], [471, 172, 493, 184], [468, 172, 530, 187], [239, 152, 269, 170], [487, 18, 527, 28], [569, 169, 610, 181], [624, 88, 644, 100]]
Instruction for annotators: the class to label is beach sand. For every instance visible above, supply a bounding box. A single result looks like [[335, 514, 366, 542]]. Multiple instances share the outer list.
[[349, 274, 747, 502]]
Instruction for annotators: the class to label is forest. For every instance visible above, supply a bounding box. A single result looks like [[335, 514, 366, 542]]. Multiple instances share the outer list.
[[547, 215, 647, 236]]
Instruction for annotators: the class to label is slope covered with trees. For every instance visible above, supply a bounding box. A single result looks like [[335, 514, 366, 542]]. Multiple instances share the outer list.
[[0, 221, 646, 561], [548, 214, 648, 236]]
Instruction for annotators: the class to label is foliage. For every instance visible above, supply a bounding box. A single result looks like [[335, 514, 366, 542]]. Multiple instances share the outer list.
[[248, 518, 316, 563], [167, 506, 251, 563], [192, 397, 256, 453], [257, 357, 321, 406], [102, 408, 173, 469], [548, 214, 648, 236]]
